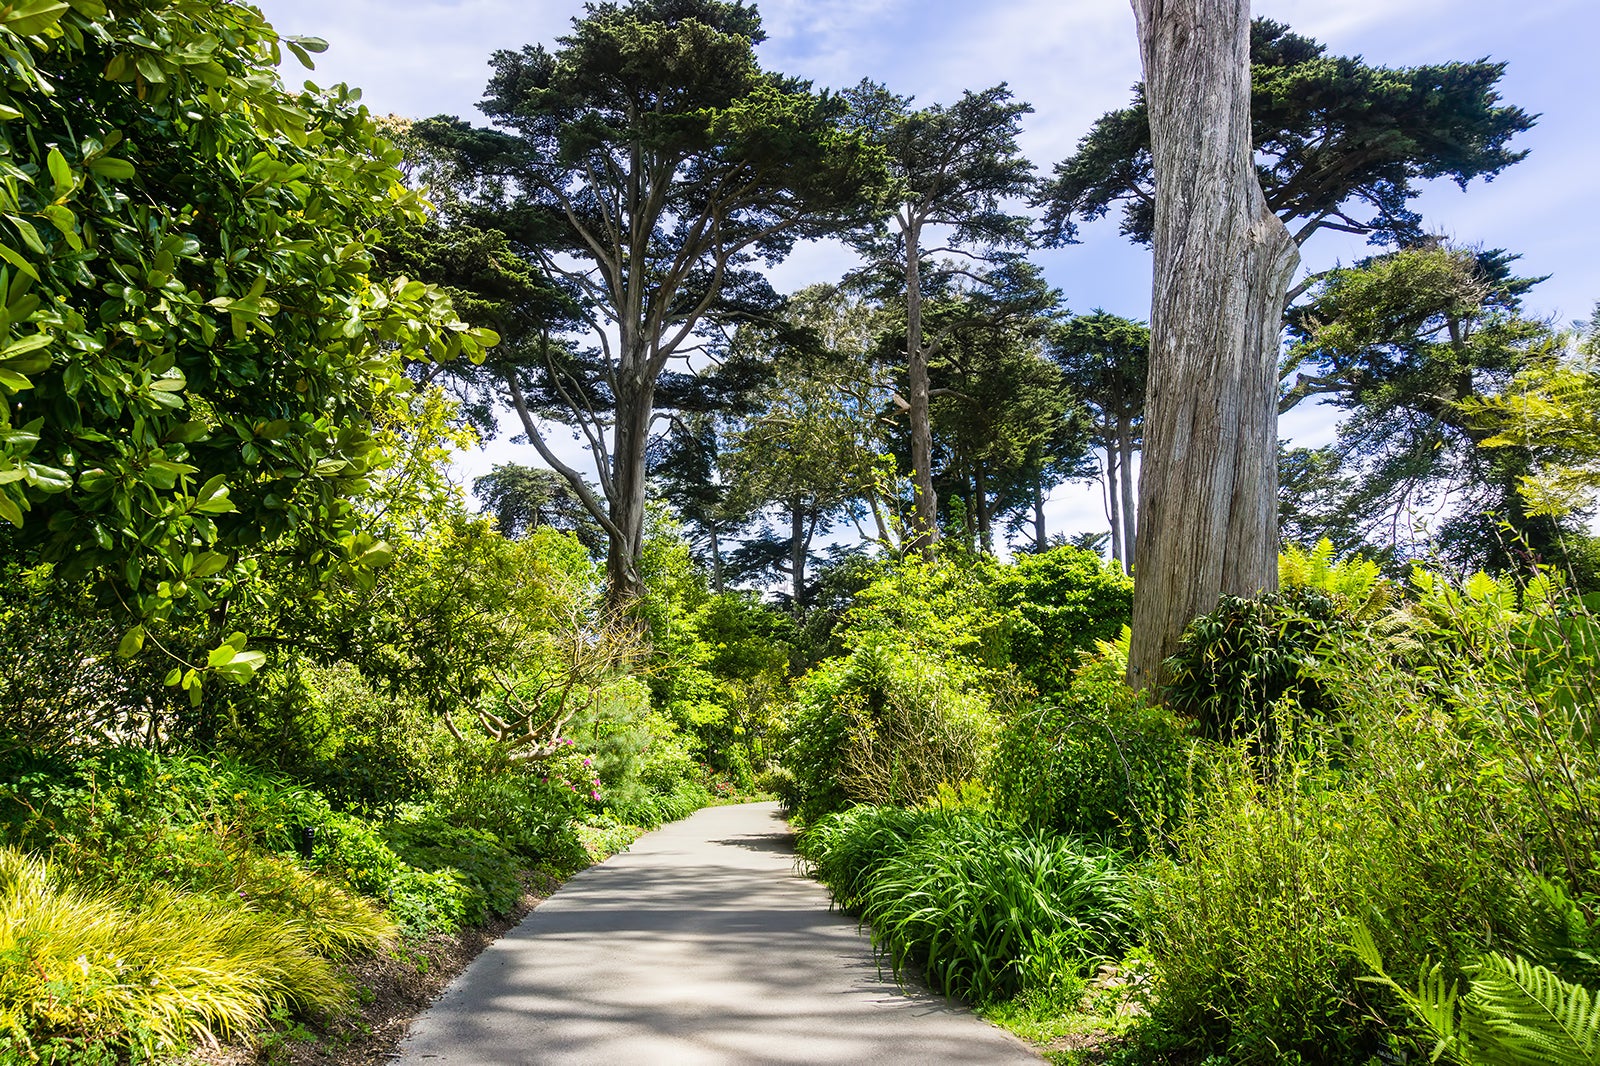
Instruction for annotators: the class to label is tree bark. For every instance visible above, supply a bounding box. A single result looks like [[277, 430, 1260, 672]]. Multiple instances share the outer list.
[[1126, 0, 1300, 690], [790, 496, 806, 608], [1033, 473, 1047, 550], [605, 368, 654, 608], [1117, 413, 1138, 568], [903, 222, 939, 555]]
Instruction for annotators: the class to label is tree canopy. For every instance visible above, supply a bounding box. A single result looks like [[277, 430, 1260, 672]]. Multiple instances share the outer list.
[[1040, 18, 1534, 255], [0, 0, 492, 682], [408, 0, 884, 603]]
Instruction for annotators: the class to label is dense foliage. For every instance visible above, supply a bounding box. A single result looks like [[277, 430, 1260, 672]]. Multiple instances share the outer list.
[[2, 2, 1593, 1064]]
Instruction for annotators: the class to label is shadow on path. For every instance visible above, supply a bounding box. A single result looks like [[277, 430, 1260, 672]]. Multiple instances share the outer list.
[[394, 802, 1040, 1065]]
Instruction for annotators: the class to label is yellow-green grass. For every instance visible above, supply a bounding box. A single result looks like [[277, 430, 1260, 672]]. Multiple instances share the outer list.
[[0, 845, 391, 1056]]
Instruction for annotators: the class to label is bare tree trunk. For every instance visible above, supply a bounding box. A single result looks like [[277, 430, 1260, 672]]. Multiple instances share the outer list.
[[1118, 413, 1138, 568], [904, 223, 939, 555], [709, 523, 724, 594], [1106, 435, 1125, 570], [974, 465, 993, 554], [1033, 473, 1047, 550], [1126, 0, 1300, 690], [605, 369, 654, 609], [790, 496, 806, 608]]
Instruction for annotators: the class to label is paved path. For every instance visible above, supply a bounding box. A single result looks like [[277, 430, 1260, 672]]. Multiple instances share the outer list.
[[395, 801, 1042, 1065]]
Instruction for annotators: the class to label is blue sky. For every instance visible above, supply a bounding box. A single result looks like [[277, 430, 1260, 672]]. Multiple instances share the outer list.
[[254, 0, 1600, 548]]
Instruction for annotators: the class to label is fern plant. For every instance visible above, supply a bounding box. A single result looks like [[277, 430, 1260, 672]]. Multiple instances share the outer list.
[[1352, 924, 1600, 1065], [1279, 538, 1394, 621]]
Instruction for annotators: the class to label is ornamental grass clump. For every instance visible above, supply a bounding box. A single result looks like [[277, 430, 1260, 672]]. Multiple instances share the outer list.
[[0, 846, 350, 1057], [801, 806, 1134, 1005]]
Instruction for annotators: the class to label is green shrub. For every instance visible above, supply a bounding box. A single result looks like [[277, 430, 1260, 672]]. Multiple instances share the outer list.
[[1162, 586, 1346, 745], [0, 747, 504, 939], [994, 546, 1134, 694], [1142, 571, 1600, 1065], [383, 817, 522, 920], [836, 555, 1008, 674], [218, 659, 427, 816], [1140, 743, 1391, 1064], [990, 655, 1190, 851], [779, 641, 996, 822], [800, 806, 1134, 1005], [423, 740, 593, 870]]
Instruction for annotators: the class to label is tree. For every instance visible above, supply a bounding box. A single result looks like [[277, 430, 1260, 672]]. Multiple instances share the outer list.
[[1041, 17, 1533, 281], [1280, 242, 1562, 569], [0, 0, 492, 686], [841, 81, 1037, 553], [1050, 312, 1149, 572], [923, 266, 1085, 554], [1465, 307, 1600, 524], [411, 0, 882, 604], [474, 463, 605, 551], [719, 285, 898, 605], [1124, 0, 1301, 689]]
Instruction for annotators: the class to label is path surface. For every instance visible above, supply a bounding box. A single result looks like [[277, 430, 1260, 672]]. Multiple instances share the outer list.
[[394, 801, 1042, 1065]]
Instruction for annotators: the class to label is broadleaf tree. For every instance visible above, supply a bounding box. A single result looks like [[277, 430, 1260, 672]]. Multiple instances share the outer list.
[[0, 0, 494, 693]]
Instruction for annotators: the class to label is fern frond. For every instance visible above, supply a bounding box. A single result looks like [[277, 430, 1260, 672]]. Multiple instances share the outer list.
[[1464, 953, 1600, 1065], [1350, 923, 1466, 1063]]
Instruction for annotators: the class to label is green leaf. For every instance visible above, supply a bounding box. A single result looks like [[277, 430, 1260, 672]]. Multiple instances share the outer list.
[[1, 0, 69, 37], [207, 642, 237, 667], [214, 649, 266, 683], [116, 624, 145, 658], [0, 243, 39, 282], [46, 148, 73, 199], [7, 215, 44, 254], [190, 551, 228, 578], [0, 489, 22, 526], [24, 461, 70, 493], [86, 156, 135, 180]]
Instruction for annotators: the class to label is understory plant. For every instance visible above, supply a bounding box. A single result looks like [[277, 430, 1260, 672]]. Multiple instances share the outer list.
[[0, 847, 354, 1058], [778, 640, 997, 822], [989, 636, 1190, 851], [1139, 566, 1600, 1064], [799, 805, 1134, 1005]]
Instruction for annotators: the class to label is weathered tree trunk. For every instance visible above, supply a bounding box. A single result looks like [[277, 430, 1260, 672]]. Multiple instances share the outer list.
[[606, 369, 654, 609], [1117, 413, 1138, 568], [1126, 0, 1300, 690], [903, 222, 939, 555]]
